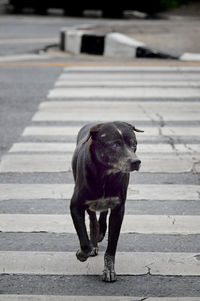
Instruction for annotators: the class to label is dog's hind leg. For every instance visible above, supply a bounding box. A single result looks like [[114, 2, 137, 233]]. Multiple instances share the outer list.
[[98, 210, 108, 242], [87, 209, 99, 256]]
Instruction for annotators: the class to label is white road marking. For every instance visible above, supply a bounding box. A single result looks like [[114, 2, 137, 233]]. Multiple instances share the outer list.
[[0, 214, 200, 234], [175, 144, 200, 153], [0, 251, 200, 276], [21, 126, 200, 137], [59, 73, 200, 81], [0, 184, 198, 201], [0, 155, 72, 172], [9, 143, 76, 152], [0, 154, 198, 173], [139, 156, 196, 173], [32, 101, 200, 122], [64, 65, 200, 72], [8, 142, 200, 153], [22, 126, 81, 136], [47, 87, 200, 98], [161, 127, 200, 136], [55, 80, 200, 87]]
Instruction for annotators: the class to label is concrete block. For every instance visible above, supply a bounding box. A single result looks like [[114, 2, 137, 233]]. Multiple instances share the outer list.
[[104, 32, 145, 58], [65, 30, 85, 54]]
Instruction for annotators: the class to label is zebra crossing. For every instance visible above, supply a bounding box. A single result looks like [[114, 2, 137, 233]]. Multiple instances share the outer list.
[[0, 63, 200, 299]]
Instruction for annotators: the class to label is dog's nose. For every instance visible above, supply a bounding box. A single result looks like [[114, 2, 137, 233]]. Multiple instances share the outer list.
[[130, 158, 141, 171]]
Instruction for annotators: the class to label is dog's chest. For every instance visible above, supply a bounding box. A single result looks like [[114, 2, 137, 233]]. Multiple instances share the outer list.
[[86, 196, 120, 212]]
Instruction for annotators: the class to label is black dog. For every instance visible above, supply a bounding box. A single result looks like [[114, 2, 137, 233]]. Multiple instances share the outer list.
[[70, 121, 143, 282]]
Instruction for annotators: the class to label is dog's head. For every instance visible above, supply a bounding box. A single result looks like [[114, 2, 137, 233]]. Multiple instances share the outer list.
[[83, 121, 143, 173]]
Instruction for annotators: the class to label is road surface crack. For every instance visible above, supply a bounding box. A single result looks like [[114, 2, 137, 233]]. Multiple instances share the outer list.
[[157, 114, 180, 156], [138, 104, 157, 125]]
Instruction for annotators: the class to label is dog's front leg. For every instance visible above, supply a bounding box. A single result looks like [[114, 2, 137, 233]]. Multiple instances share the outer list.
[[87, 209, 99, 256], [102, 204, 125, 282], [70, 200, 91, 262]]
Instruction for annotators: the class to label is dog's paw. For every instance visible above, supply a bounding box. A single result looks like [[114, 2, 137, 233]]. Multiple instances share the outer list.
[[102, 254, 117, 282], [102, 267, 117, 282], [76, 249, 90, 262], [89, 247, 98, 257]]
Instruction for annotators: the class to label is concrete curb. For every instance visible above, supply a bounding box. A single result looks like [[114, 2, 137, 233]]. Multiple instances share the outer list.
[[60, 26, 200, 61]]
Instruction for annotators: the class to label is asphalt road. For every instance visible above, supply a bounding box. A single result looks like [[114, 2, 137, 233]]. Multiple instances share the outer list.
[[0, 12, 109, 156], [0, 12, 200, 300]]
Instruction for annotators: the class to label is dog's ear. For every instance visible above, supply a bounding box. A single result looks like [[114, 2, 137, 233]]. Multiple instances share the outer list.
[[82, 124, 101, 144], [125, 122, 144, 133], [132, 126, 144, 133]]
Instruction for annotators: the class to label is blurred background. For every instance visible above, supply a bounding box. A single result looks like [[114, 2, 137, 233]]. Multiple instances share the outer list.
[[0, 0, 199, 58], [0, 0, 199, 18]]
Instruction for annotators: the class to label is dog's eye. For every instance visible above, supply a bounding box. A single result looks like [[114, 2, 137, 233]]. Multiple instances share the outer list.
[[112, 142, 120, 149]]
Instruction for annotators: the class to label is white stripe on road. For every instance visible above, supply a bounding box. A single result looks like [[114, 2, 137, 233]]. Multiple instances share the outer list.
[[22, 126, 200, 137], [22, 126, 81, 136], [64, 65, 200, 72], [0, 214, 200, 234], [55, 80, 200, 87], [0, 251, 200, 276], [0, 154, 197, 173], [59, 73, 200, 81], [175, 144, 200, 153], [47, 87, 200, 99], [32, 112, 199, 122], [0, 184, 198, 201], [8, 142, 200, 154], [32, 101, 200, 122], [0, 297, 199, 301], [10, 143, 200, 153], [139, 156, 196, 173], [39, 101, 200, 112], [161, 127, 200, 136], [9, 143, 76, 152], [0, 184, 73, 200], [0, 296, 143, 301], [0, 155, 72, 172]]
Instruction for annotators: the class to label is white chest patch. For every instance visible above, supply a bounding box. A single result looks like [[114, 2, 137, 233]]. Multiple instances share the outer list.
[[86, 196, 120, 212]]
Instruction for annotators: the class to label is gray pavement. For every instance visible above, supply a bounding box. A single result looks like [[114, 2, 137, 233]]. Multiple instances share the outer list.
[[0, 64, 63, 157], [1, 274, 200, 297]]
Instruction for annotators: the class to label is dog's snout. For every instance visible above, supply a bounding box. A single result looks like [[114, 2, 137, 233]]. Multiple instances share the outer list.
[[130, 158, 141, 171]]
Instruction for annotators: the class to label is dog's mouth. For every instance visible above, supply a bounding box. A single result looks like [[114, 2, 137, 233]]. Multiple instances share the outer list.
[[106, 168, 121, 175], [107, 161, 141, 174]]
